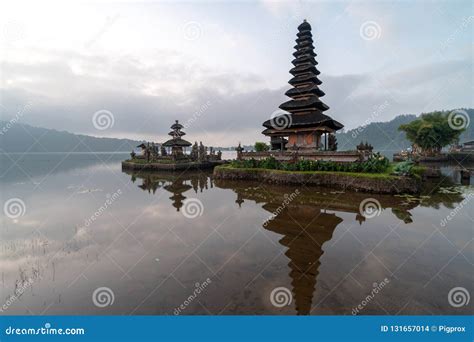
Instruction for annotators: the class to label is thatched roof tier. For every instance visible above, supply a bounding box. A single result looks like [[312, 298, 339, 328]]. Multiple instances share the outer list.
[[285, 84, 325, 98], [170, 120, 184, 130], [290, 64, 320, 76], [288, 73, 322, 86], [279, 96, 329, 112], [292, 56, 317, 66], [296, 30, 311, 38], [168, 130, 186, 137], [162, 138, 192, 147], [293, 47, 317, 58], [262, 112, 343, 132], [295, 36, 313, 44], [294, 42, 314, 50], [298, 20, 312, 31]]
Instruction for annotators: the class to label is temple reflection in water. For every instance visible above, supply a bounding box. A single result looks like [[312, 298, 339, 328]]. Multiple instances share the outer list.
[[215, 180, 421, 315], [126, 170, 212, 211], [123, 170, 465, 315]]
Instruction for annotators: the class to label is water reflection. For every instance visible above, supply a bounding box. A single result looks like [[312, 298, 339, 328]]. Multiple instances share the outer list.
[[1, 154, 472, 316], [125, 169, 469, 315], [125, 170, 212, 211], [214, 180, 434, 315]]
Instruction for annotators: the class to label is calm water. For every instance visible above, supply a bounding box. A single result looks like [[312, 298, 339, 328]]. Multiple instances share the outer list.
[[0, 153, 472, 315]]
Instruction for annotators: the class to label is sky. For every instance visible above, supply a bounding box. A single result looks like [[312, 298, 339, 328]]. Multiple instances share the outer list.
[[0, 0, 473, 146]]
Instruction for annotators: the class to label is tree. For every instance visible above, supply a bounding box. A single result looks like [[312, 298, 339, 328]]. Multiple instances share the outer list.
[[399, 111, 464, 155], [254, 142, 270, 152]]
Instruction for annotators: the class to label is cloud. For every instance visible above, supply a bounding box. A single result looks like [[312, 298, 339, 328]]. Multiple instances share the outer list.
[[1, 46, 472, 146]]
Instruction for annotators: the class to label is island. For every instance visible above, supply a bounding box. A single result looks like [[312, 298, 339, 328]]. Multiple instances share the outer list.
[[122, 120, 225, 171], [213, 20, 424, 194]]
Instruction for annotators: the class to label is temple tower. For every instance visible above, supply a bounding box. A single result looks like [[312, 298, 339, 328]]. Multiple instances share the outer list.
[[262, 20, 343, 151]]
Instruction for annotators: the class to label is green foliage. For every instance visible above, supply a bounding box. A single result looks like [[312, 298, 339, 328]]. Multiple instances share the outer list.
[[254, 142, 270, 152], [393, 161, 414, 175], [398, 111, 465, 153], [392, 161, 426, 179], [231, 153, 390, 174]]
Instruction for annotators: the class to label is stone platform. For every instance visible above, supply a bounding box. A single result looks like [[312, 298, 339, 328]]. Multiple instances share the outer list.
[[122, 159, 226, 172]]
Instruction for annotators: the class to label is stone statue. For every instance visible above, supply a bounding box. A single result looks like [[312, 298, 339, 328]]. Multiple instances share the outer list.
[[191, 141, 199, 161], [199, 141, 206, 161]]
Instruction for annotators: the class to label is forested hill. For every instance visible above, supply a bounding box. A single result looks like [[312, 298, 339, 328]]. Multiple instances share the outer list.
[[0, 121, 143, 153], [336, 109, 474, 152]]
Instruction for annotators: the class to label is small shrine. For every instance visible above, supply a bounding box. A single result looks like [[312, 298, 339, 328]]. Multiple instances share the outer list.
[[162, 120, 192, 156], [123, 119, 223, 171]]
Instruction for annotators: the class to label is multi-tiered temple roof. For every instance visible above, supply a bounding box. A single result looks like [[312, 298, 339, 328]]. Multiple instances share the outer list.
[[262, 20, 343, 148], [162, 120, 192, 149]]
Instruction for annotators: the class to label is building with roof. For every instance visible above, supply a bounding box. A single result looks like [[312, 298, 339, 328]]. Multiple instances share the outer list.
[[262, 20, 343, 151]]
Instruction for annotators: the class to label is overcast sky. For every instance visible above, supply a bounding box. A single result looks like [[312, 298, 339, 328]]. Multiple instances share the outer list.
[[1, 0, 472, 145]]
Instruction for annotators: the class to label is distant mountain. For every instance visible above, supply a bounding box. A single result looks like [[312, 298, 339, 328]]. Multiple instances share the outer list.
[[1, 108, 473, 153], [336, 109, 474, 152], [0, 121, 143, 153]]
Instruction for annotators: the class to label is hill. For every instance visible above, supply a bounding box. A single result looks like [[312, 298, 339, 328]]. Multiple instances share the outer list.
[[0, 121, 143, 153], [336, 109, 474, 152]]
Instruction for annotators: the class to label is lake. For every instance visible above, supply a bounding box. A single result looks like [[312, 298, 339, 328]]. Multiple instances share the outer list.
[[1, 153, 472, 315]]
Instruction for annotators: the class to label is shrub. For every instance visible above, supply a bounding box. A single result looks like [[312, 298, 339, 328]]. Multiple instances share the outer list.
[[231, 154, 390, 174], [254, 142, 270, 152]]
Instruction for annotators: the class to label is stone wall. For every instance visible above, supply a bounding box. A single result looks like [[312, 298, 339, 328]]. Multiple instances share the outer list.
[[213, 166, 421, 194], [240, 150, 364, 163]]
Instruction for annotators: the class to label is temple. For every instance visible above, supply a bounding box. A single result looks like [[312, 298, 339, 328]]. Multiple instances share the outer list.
[[123, 119, 223, 171], [262, 20, 343, 151]]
